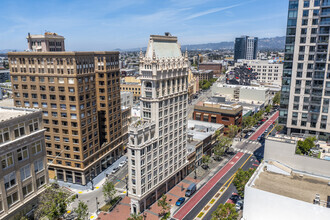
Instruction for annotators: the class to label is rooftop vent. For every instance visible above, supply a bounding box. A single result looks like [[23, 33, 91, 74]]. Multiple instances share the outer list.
[[165, 32, 171, 36]]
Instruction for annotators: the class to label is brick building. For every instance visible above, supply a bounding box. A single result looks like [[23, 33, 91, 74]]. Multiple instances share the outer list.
[[199, 62, 222, 75], [193, 102, 242, 135]]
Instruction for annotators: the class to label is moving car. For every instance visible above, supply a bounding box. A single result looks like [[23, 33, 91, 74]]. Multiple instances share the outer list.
[[185, 183, 197, 197], [175, 197, 186, 206], [111, 167, 119, 174], [118, 160, 127, 168]]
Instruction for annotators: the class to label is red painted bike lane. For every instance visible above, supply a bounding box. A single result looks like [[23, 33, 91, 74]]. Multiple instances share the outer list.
[[173, 152, 244, 220], [249, 111, 279, 141]]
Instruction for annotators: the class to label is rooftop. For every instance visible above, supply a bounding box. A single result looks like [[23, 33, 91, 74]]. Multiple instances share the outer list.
[[0, 106, 39, 122], [187, 120, 223, 141], [251, 161, 330, 207], [146, 33, 182, 59], [27, 32, 65, 39]]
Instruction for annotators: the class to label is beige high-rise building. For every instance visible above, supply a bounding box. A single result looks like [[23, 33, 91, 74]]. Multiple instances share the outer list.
[[8, 51, 123, 185], [0, 106, 48, 220], [27, 32, 65, 52], [128, 33, 189, 213]]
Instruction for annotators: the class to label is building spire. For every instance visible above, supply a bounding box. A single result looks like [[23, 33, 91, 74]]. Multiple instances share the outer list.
[[185, 47, 188, 59], [152, 49, 156, 60], [139, 48, 143, 58]]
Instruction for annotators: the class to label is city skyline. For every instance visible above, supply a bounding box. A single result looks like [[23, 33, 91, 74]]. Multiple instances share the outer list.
[[1, 0, 288, 51]]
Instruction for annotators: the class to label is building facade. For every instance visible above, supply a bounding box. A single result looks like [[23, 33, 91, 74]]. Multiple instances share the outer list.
[[198, 62, 222, 75], [8, 51, 123, 185], [280, 0, 330, 140], [193, 102, 242, 135], [192, 70, 213, 82], [0, 107, 48, 220], [232, 60, 283, 85], [234, 36, 258, 61], [0, 70, 10, 83], [120, 77, 141, 102], [127, 34, 189, 214], [27, 32, 65, 52]]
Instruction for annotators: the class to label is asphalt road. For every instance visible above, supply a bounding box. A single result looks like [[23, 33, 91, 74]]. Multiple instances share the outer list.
[[179, 153, 252, 220], [202, 153, 258, 220], [249, 111, 279, 140]]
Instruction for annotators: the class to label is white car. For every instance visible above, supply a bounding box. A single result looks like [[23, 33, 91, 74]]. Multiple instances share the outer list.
[[111, 167, 119, 174], [118, 161, 127, 168]]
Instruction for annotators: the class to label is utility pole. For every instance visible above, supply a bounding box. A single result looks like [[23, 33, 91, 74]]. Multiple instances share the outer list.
[[96, 197, 99, 212]]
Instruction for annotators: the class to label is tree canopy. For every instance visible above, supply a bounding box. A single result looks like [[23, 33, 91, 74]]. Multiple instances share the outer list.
[[211, 203, 238, 220], [74, 201, 89, 220], [127, 213, 143, 220], [157, 194, 170, 216], [103, 180, 116, 202], [233, 168, 255, 198], [213, 137, 232, 160], [273, 92, 281, 105], [296, 136, 316, 155]]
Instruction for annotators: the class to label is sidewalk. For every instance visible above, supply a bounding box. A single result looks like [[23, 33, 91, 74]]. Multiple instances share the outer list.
[[53, 155, 127, 194]]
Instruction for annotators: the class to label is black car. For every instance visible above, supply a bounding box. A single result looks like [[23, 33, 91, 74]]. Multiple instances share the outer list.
[[230, 194, 240, 203]]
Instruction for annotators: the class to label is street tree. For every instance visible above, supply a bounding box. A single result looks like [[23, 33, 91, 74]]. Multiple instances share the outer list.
[[273, 92, 281, 105], [242, 116, 256, 130], [211, 203, 238, 220], [213, 137, 232, 160], [202, 154, 211, 169], [102, 180, 116, 202], [74, 201, 89, 220], [157, 194, 170, 217], [265, 105, 272, 114], [233, 168, 255, 198], [296, 136, 316, 155], [127, 213, 143, 220], [275, 124, 284, 133], [228, 125, 240, 139], [34, 183, 73, 219]]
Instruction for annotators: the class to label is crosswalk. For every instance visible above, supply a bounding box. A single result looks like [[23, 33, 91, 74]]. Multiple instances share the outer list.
[[231, 147, 264, 157]]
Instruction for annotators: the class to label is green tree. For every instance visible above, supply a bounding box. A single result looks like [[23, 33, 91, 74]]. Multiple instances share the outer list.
[[296, 136, 316, 155], [242, 116, 256, 130], [157, 194, 170, 217], [34, 183, 72, 220], [202, 154, 211, 169], [273, 92, 281, 105], [233, 168, 255, 198], [213, 137, 232, 160], [265, 105, 272, 114], [228, 125, 240, 139], [275, 124, 283, 133], [211, 203, 238, 220], [74, 201, 89, 220], [102, 180, 116, 202], [127, 213, 143, 220]]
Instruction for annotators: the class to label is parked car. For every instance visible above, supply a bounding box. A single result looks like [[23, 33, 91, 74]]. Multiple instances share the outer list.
[[230, 193, 240, 203], [185, 183, 197, 197], [235, 199, 244, 211], [176, 197, 186, 206], [118, 161, 127, 168], [111, 167, 119, 174]]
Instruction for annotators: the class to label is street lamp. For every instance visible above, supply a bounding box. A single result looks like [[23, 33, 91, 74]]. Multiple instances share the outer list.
[[125, 175, 128, 196], [194, 162, 197, 179]]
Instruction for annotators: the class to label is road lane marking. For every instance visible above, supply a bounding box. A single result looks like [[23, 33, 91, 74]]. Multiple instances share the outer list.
[[194, 154, 253, 220], [114, 174, 128, 186]]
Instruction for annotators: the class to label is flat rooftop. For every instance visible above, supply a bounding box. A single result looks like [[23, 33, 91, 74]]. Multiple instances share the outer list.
[[251, 161, 330, 207], [0, 107, 39, 122], [187, 120, 223, 141]]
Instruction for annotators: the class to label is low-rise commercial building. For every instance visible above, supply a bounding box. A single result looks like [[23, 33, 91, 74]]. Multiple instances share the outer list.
[[192, 70, 213, 82], [212, 83, 271, 105], [243, 137, 330, 220], [193, 101, 242, 136], [121, 91, 133, 109], [231, 59, 283, 86], [199, 62, 222, 75], [187, 120, 224, 171], [0, 107, 48, 220]]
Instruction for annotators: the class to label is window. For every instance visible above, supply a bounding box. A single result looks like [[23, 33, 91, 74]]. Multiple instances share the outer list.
[[0, 128, 10, 144], [303, 0, 309, 7], [22, 183, 33, 197], [70, 105, 76, 110], [20, 164, 31, 181], [7, 192, 18, 207], [32, 141, 42, 154], [34, 158, 44, 173], [17, 146, 29, 161], [1, 153, 14, 169], [4, 171, 16, 189], [29, 119, 39, 132]]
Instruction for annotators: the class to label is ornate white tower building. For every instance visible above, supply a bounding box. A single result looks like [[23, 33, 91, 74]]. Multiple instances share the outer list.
[[128, 33, 189, 213]]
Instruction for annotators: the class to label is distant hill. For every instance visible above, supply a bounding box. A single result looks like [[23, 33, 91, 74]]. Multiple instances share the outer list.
[[184, 36, 285, 51]]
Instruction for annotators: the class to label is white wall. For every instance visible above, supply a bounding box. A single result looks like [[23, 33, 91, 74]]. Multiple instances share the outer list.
[[243, 184, 330, 220], [264, 138, 330, 177]]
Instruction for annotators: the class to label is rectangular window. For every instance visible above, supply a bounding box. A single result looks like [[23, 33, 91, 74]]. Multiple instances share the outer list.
[[1, 153, 14, 169], [34, 158, 44, 173], [22, 183, 33, 197], [32, 141, 42, 155], [4, 171, 16, 189], [0, 128, 10, 144], [7, 192, 18, 207], [36, 176, 46, 188], [17, 146, 29, 161], [20, 164, 31, 181]]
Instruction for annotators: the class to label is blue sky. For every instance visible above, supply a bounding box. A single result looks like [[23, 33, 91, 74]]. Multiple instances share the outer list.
[[0, 0, 288, 51]]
